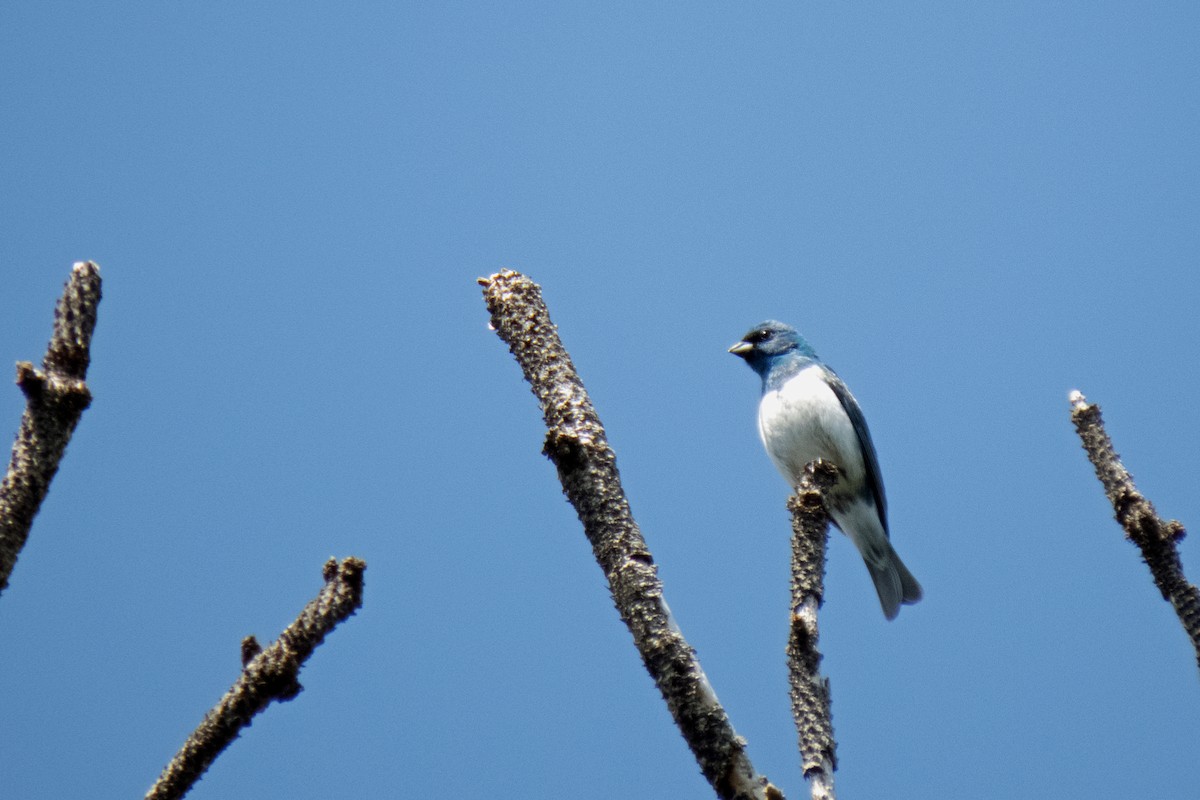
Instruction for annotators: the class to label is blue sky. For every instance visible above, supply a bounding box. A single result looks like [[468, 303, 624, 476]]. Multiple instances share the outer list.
[[2, 3, 1198, 798]]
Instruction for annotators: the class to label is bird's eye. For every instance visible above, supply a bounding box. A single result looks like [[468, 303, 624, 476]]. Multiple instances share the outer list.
[[750, 329, 772, 343]]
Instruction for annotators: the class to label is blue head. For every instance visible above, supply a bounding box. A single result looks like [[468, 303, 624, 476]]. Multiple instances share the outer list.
[[729, 320, 820, 389]]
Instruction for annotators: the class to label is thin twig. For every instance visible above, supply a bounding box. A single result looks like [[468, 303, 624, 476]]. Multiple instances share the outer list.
[[480, 270, 783, 800], [0, 261, 102, 596], [787, 462, 838, 800], [1069, 390, 1200, 670], [145, 557, 366, 800]]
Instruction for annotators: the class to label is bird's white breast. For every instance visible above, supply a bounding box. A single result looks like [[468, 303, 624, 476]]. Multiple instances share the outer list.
[[757, 365, 867, 489]]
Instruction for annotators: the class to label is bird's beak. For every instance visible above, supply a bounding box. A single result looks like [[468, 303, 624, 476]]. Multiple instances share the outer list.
[[728, 341, 753, 356]]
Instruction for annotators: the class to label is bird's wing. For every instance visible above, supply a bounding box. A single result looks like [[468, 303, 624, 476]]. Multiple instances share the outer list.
[[823, 368, 889, 535]]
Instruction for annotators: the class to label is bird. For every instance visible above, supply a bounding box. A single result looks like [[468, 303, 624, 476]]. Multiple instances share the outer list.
[[729, 320, 922, 619]]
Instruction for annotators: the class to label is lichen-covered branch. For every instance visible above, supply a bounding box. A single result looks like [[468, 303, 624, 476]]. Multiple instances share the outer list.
[[145, 557, 366, 800], [480, 270, 782, 800], [787, 462, 838, 800], [1070, 390, 1200, 670], [0, 261, 102, 596]]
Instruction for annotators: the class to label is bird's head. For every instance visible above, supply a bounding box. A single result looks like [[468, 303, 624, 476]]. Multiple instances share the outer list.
[[728, 320, 818, 379]]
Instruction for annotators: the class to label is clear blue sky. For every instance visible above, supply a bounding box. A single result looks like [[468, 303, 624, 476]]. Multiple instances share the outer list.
[[2, 3, 1198, 798]]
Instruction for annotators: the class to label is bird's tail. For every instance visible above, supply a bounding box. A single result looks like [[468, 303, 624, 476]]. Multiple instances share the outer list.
[[865, 541, 923, 621]]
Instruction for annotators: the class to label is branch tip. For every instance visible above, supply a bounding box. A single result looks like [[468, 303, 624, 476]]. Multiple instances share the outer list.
[[146, 556, 365, 800], [1070, 393, 1200, 672], [14, 362, 44, 398], [0, 262, 102, 595], [482, 272, 776, 800], [788, 462, 838, 795], [241, 636, 262, 666]]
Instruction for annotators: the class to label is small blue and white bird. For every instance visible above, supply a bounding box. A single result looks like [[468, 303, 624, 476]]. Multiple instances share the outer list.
[[730, 321, 922, 619]]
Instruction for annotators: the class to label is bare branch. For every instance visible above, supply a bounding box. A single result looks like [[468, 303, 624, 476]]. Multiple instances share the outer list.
[[480, 270, 783, 800], [1069, 390, 1200, 670], [145, 557, 366, 800], [787, 462, 838, 800], [0, 261, 102, 595]]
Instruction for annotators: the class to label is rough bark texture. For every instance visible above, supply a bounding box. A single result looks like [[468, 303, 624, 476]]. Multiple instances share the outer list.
[[481, 269, 782, 800], [145, 557, 366, 800], [0, 261, 102, 595], [786, 463, 838, 800], [1070, 390, 1200, 671]]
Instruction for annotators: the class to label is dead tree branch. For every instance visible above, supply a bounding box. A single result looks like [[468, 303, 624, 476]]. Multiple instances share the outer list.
[[480, 269, 783, 800], [145, 557, 366, 800], [0, 261, 102, 595], [787, 462, 838, 800], [1070, 390, 1200, 670]]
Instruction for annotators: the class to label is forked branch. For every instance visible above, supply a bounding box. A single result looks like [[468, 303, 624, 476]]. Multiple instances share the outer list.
[[145, 557, 366, 800], [0, 261, 102, 595]]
